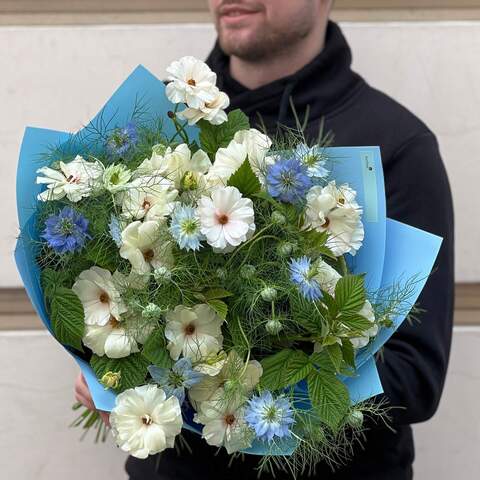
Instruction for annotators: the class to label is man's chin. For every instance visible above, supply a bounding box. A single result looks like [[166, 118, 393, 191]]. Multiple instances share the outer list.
[[218, 31, 264, 58]]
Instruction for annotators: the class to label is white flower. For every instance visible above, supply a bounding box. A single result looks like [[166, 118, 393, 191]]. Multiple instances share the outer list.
[[189, 350, 262, 404], [197, 186, 255, 252], [206, 132, 273, 186], [194, 391, 252, 454], [139, 144, 211, 189], [110, 385, 182, 459], [83, 311, 154, 359], [121, 176, 178, 222], [349, 300, 379, 349], [206, 140, 247, 186], [36, 155, 103, 202], [165, 56, 218, 109], [119, 221, 173, 275], [304, 182, 364, 256], [83, 319, 135, 358], [72, 266, 127, 326], [165, 304, 225, 361], [178, 86, 229, 126], [103, 164, 132, 193], [233, 129, 273, 179], [314, 259, 342, 295]]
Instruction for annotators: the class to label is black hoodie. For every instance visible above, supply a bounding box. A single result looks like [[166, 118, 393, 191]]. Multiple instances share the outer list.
[[126, 21, 454, 480]]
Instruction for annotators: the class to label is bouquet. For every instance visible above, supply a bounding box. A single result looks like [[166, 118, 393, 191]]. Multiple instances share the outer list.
[[15, 56, 442, 476]]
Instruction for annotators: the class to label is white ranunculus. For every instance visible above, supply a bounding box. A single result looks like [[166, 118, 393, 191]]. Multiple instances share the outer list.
[[178, 86, 229, 126], [233, 129, 273, 180], [304, 181, 364, 256], [194, 391, 252, 454], [165, 56, 218, 109], [314, 260, 342, 296], [121, 176, 178, 222], [153, 144, 211, 188], [197, 186, 255, 252], [350, 300, 379, 349], [36, 155, 103, 202], [72, 266, 127, 326], [189, 350, 262, 404], [119, 221, 173, 275], [165, 304, 224, 361], [110, 385, 183, 459]]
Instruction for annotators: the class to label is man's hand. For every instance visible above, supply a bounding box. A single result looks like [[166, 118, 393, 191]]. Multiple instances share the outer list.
[[74, 372, 111, 426]]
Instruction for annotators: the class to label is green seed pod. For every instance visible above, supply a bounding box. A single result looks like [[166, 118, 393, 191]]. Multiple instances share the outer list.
[[266, 318, 283, 335], [347, 409, 364, 428], [142, 303, 163, 319], [261, 287, 277, 302], [271, 211, 287, 225], [153, 266, 172, 285], [240, 264, 256, 280]]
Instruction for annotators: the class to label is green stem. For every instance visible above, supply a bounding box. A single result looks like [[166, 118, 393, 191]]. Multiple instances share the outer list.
[[225, 224, 274, 267], [338, 255, 349, 276]]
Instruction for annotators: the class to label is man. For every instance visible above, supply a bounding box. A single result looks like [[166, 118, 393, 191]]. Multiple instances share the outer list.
[[76, 1, 454, 478]]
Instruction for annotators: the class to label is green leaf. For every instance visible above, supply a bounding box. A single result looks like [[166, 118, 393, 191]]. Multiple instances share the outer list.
[[260, 349, 313, 390], [90, 353, 149, 393], [326, 344, 343, 372], [341, 339, 356, 369], [141, 328, 172, 368], [338, 313, 373, 333], [227, 159, 261, 197], [41, 268, 69, 298], [310, 351, 336, 373], [207, 299, 228, 319], [307, 370, 350, 431], [198, 109, 250, 157], [204, 288, 234, 300], [335, 275, 366, 314], [50, 287, 85, 351]]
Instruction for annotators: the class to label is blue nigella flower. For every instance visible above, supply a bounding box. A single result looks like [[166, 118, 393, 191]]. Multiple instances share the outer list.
[[289, 256, 322, 301], [266, 157, 312, 203], [108, 214, 123, 247], [294, 143, 329, 179], [148, 358, 204, 404], [169, 205, 204, 251], [245, 391, 295, 442], [42, 206, 90, 254], [106, 122, 138, 156]]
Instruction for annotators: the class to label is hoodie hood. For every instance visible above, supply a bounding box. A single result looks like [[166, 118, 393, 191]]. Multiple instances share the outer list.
[[206, 21, 365, 131]]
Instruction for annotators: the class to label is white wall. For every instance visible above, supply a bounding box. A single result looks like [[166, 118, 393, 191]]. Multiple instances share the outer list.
[[1, 22, 479, 286], [1, 327, 478, 479]]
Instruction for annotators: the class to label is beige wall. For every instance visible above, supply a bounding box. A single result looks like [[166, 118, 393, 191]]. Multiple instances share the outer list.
[[1, 21, 480, 286]]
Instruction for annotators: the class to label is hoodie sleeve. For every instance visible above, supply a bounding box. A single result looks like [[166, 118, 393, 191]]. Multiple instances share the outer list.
[[377, 131, 455, 425]]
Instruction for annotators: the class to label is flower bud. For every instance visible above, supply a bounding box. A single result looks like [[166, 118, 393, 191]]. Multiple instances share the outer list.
[[266, 318, 283, 335], [142, 303, 163, 319], [101, 371, 121, 390], [277, 241, 296, 257], [154, 266, 172, 285], [347, 409, 364, 428], [240, 264, 256, 280], [271, 211, 286, 225], [261, 287, 277, 302]]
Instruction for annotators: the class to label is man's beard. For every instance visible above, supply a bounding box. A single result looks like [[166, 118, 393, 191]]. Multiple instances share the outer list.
[[216, 11, 312, 61]]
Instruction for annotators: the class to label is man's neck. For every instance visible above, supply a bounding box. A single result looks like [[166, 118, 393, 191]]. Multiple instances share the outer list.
[[229, 25, 328, 90]]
